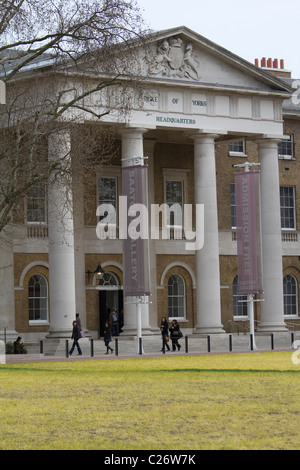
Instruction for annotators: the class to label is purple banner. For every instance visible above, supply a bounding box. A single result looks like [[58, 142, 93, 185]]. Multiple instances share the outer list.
[[122, 165, 151, 297], [235, 171, 263, 295]]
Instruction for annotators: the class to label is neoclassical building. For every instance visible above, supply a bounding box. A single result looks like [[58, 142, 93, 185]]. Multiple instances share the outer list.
[[1, 26, 299, 341]]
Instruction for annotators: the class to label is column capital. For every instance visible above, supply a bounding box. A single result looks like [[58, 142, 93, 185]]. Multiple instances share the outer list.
[[119, 127, 149, 138], [187, 129, 227, 143], [121, 127, 147, 165], [255, 135, 288, 147]]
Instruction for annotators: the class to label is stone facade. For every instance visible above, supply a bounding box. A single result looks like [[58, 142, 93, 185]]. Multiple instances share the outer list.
[[1, 27, 300, 341]]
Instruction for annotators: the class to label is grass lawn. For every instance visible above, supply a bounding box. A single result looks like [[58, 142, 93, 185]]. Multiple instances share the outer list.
[[0, 352, 299, 450]]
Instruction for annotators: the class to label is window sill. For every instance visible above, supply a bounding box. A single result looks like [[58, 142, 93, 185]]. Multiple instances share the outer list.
[[279, 156, 295, 160], [229, 152, 248, 158], [29, 321, 50, 326], [169, 317, 188, 322]]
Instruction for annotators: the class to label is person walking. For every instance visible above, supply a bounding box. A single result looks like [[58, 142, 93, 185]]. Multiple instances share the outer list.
[[160, 317, 170, 352], [169, 319, 182, 352], [69, 320, 82, 356], [75, 312, 84, 337], [111, 308, 119, 336], [104, 322, 113, 354]]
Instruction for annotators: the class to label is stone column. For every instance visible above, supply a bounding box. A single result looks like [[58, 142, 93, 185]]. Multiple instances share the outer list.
[[190, 133, 224, 334], [121, 128, 152, 335], [47, 130, 77, 337], [257, 138, 287, 331]]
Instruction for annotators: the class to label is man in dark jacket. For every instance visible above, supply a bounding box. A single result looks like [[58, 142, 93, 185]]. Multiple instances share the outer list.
[[160, 317, 170, 352], [69, 320, 82, 356]]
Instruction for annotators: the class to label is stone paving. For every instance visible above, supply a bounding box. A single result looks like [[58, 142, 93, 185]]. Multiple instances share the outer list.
[[2, 331, 299, 364]]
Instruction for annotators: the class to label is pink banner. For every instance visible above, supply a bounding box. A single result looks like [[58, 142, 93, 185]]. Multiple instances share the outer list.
[[122, 165, 151, 297], [235, 171, 263, 295]]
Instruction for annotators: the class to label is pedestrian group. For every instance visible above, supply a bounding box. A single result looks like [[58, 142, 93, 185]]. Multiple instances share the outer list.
[[160, 317, 182, 352], [69, 311, 183, 356]]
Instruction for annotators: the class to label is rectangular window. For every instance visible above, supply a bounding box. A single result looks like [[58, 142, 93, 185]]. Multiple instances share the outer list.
[[28, 274, 48, 323], [26, 182, 46, 224], [280, 186, 296, 230], [162, 169, 189, 239], [98, 177, 117, 210], [278, 135, 294, 159], [233, 276, 248, 317], [98, 176, 118, 239], [166, 179, 183, 226], [229, 141, 246, 156]]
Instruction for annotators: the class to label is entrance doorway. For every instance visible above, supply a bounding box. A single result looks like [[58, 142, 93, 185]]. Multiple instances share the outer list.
[[98, 273, 123, 338]]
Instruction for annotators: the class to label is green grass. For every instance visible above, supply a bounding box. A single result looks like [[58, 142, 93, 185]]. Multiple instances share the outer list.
[[0, 352, 300, 450]]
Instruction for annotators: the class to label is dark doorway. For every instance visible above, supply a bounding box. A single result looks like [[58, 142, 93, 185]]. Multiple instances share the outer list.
[[99, 290, 123, 338]]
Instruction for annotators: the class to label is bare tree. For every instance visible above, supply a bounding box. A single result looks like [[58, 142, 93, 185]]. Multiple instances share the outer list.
[[0, 0, 151, 234]]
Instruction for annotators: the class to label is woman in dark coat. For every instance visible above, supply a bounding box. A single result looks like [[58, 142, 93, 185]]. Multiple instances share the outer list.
[[69, 320, 82, 356], [160, 317, 170, 351], [104, 322, 113, 354], [169, 319, 182, 351]]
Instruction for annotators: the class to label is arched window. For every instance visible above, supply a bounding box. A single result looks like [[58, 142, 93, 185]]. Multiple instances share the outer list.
[[168, 274, 185, 319], [28, 274, 48, 323], [283, 274, 298, 317], [99, 272, 119, 287], [233, 275, 248, 317]]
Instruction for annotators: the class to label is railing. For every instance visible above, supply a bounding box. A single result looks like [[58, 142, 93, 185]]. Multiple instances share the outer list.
[[282, 231, 299, 242], [3, 331, 300, 362], [96, 225, 188, 241], [27, 224, 48, 238], [232, 230, 299, 243]]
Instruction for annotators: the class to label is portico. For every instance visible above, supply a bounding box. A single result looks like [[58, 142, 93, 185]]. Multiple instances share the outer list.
[[4, 26, 297, 342]]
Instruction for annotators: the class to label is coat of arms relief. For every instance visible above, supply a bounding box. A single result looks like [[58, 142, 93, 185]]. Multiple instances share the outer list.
[[149, 37, 200, 81]]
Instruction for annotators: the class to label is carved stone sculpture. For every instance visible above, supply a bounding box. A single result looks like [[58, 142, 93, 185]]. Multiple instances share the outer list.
[[149, 37, 200, 80]]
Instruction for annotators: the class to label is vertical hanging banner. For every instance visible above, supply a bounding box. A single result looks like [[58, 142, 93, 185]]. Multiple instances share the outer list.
[[235, 171, 263, 295], [122, 165, 151, 297]]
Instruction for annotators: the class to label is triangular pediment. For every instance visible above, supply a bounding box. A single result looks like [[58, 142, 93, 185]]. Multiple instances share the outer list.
[[142, 26, 292, 96]]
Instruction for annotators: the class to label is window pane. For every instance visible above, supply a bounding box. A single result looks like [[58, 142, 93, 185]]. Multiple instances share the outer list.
[[166, 181, 183, 205], [99, 272, 118, 286], [229, 141, 245, 153], [168, 274, 185, 318], [280, 187, 295, 229], [166, 180, 183, 227], [283, 275, 298, 316], [27, 182, 46, 223], [99, 177, 117, 208], [233, 276, 248, 317], [28, 274, 48, 322], [278, 135, 293, 158]]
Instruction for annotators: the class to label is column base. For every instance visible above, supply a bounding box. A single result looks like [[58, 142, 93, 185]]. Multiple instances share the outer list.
[[121, 326, 154, 336], [46, 329, 92, 339], [194, 324, 225, 335], [46, 329, 74, 339], [258, 322, 288, 333]]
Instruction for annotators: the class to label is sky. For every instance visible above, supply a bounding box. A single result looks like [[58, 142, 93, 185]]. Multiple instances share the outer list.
[[136, 0, 300, 78]]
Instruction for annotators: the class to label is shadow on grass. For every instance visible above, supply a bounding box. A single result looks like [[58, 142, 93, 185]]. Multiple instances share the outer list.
[[1, 366, 300, 374]]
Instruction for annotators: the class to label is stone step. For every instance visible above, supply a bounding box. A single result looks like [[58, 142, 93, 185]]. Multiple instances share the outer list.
[[34, 331, 300, 357]]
